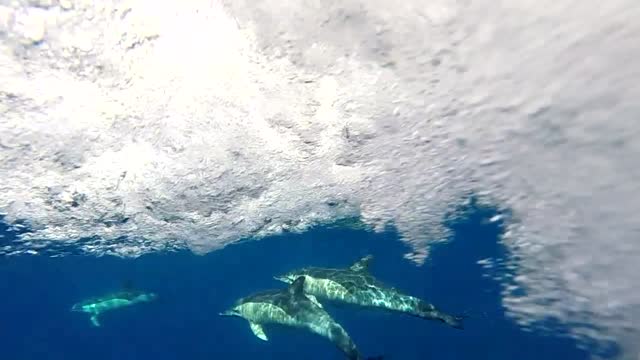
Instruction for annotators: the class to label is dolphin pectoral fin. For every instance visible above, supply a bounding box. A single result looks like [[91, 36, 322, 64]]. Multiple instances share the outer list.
[[249, 322, 268, 341], [306, 294, 324, 309], [90, 315, 101, 327]]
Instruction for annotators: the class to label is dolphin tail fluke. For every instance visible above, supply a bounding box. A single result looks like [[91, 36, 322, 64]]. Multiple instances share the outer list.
[[90, 315, 101, 327], [441, 313, 466, 330], [417, 301, 466, 330]]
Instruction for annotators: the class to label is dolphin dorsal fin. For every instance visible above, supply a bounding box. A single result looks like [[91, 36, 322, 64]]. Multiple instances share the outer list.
[[350, 255, 373, 272], [289, 276, 306, 298]]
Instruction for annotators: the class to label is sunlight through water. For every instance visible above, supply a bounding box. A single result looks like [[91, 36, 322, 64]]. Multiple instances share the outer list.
[[1, 0, 639, 357]]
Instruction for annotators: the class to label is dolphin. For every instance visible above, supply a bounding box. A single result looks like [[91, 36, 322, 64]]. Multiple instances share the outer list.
[[220, 276, 382, 360], [274, 255, 465, 329], [71, 287, 157, 327]]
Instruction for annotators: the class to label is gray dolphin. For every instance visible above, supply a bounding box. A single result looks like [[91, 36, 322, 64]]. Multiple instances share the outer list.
[[220, 276, 382, 360], [71, 289, 157, 327], [274, 255, 465, 329]]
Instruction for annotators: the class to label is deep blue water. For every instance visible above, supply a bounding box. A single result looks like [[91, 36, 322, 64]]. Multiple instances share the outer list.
[[0, 203, 608, 359]]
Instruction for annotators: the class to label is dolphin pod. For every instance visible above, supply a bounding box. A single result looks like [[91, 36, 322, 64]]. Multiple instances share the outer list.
[[274, 255, 466, 329], [220, 276, 382, 360], [71, 255, 464, 359]]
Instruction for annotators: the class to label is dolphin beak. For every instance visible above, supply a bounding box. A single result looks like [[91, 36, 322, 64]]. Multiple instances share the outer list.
[[273, 275, 288, 283], [219, 310, 236, 317]]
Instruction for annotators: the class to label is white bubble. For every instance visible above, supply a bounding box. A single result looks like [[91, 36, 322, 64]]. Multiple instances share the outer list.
[[1, 0, 639, 356]]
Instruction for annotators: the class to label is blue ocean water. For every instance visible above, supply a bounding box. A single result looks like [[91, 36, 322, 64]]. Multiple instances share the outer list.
[[0, 202, 611, 359]]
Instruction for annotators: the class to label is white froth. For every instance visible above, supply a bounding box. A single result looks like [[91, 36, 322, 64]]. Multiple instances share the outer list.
[[1, 0, 639, 357]]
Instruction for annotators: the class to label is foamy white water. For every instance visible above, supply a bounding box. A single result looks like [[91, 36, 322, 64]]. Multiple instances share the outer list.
[[1, 0, 638, 356]]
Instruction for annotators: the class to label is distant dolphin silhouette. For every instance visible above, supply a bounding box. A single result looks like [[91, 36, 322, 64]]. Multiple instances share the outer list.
[[220, 276, 383, 360], [275, 255, 465, 329], [71, 287, 157, 327]]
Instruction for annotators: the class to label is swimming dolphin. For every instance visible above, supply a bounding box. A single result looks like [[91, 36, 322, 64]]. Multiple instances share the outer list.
[[274, 255, 465, 329], [71, 288, 157, 327], [220, 276, 382, 360]]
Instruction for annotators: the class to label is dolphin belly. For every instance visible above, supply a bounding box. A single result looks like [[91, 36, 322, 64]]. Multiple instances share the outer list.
[[310, 281, 422, 316], [373, 293, 422, 313], [234, 302, 298, 327], [100, 298, 132, 309], [306, 277, 408, 311], [304, 277, 354, 303]]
